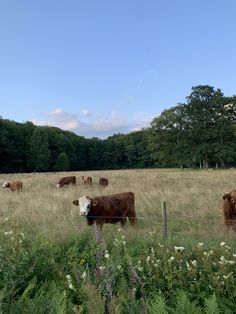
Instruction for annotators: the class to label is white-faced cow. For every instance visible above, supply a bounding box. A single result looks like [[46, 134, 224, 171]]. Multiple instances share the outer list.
[[2, 180, 23, 192], [99, 177, 108, 187], [73, 192, 137, 230], [223, 189, 236, 231], [57, 176, 76, 188], [82, 176, 92, 185]]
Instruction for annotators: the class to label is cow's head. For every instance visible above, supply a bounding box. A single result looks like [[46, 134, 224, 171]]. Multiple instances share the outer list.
[[73, 195, 98, 216], [2, 182, 10, 188], [223, 190, 236, 211], [56, 183, 60, 188]]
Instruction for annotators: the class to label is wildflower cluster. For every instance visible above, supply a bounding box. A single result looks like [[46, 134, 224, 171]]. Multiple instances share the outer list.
[[66, 274, 75, 291]]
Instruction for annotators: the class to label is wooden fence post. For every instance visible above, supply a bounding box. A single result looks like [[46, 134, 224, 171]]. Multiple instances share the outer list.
[[162, 201, 168, 239]]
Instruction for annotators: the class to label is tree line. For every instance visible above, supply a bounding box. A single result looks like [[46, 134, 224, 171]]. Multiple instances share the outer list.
[[0, 85, 235, 173]]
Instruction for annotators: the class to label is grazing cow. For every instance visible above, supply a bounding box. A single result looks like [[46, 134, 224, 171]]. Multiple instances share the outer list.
[[57, 176, 76, 188], [73, 192, 137, 230], [223, 189, 236, 230], [2, 180, 23, 192], [99, 177, 108, 187], [82, 176, 92, 185]]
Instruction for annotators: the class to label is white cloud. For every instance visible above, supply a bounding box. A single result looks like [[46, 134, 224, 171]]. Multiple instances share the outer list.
[[82, 110, 91, 117], [32, 108, 154, 139]]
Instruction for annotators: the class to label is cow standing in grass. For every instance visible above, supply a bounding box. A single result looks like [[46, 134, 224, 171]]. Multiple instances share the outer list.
[[57, 176, 76, 188], [73, 192, 137, 242], [2, 181, 23, 192], [223, 189, 236, 230], [82, 176, 92, 185], [99, 177, 108, 187]]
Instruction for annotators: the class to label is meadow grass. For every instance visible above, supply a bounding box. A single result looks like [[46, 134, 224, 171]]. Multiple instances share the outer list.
[[0, 168, 235, 245], [1, 169, 236, 313]]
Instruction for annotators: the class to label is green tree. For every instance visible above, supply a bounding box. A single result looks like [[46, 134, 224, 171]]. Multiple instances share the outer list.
[[53, 153, 70, 171], [150, 85, 236, 168], [27, 127, 51, 172]]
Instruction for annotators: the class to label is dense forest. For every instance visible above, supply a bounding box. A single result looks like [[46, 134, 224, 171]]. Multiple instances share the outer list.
[[0, 85, 236, 173]]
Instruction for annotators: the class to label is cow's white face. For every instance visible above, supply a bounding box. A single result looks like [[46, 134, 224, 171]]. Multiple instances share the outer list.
[[2, 182, 9, 188], [56, 184, 60, 188], [79, 196, 91, 216]]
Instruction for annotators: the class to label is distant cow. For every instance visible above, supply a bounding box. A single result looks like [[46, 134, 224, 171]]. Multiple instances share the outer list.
[[57, 176, 76, 188], [82, 176, 92, 185], [73, 192, 137, 230], [99, 177, 108, 187], [223, 189, 236, 230], [2, 180, 23, 192]]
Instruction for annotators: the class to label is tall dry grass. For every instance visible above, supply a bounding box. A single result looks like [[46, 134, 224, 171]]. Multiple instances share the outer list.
[[0, 168, 236, 246]]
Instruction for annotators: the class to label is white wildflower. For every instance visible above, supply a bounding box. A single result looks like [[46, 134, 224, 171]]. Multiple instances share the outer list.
[[146, 256, 151, 262], [191, 260, 197, 267], [220, 242, 226, 246], [151, 247, 154, 254], [81, 271, 87, 279], [174, 246, 184, 252], [198, 242, 204, 247], [69, 283, 75, 290], [104, 250, 110, 259], [223, 273, 233, 279], [66, 274, 72, 280], [232, 254, 236, 258], [118, 227, 121, 232], [137, 266, 143, 271], [168, 256, 174, 263], [4, 231, 13, 235], [121, 235, 125, 239], [99, 266, 105, 271], [117, 265, 122, 270], [123, 241, 126, 245], [186, 262, 192, 271], [228, 260, 235, 265]]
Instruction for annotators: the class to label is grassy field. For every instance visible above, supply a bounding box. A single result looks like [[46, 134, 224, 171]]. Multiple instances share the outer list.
[[1, 168, 236, 313], [1, 168, 235, 244]]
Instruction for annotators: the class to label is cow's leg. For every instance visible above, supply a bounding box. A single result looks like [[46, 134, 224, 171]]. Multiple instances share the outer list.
[[93, 222, 103, 243]]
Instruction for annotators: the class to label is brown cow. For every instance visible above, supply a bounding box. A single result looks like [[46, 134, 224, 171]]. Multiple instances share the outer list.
[[223, 189, 236, 230], [2, 181, 23, 192], [82, 176, 92, 185], [73, 192, 137, 229], [57, 176, 76, 188], [99, 177, 108, 187]]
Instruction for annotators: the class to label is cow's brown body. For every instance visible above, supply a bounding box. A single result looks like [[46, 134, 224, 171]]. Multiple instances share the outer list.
[[74, 192, 137, 229], [57, 176, 76, 188], [99, 177, 108, 187], [2, 180, 23, 192], [82, 176, 92, 185], [223, 190, 236, 230]]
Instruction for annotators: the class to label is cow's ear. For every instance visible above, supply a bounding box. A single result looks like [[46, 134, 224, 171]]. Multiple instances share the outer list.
[[223, 193, 231, 201], [92, 199, 98, 207], [73, 200, 79, 206]]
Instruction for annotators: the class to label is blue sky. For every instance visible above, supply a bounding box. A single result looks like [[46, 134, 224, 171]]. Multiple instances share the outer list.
[[1, 0, 236, 138]]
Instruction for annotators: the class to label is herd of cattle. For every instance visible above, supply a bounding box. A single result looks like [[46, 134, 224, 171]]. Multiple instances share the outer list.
[[2, 176, 236, 232], [56, 175, 108, 188], [1, 175, 137, 232]]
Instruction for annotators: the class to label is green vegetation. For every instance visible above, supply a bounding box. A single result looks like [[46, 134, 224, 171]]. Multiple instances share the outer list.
[[1, 85, 235, 173], [0, 169, 236, 312]]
